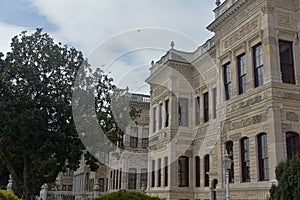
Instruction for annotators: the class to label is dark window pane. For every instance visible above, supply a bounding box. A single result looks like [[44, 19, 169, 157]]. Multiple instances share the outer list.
[[279, 40, 295, 84], [241, 137, 250, 182]]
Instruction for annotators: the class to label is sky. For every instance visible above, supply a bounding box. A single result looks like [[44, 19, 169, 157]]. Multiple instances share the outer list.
[[0, 0, 217, 94]]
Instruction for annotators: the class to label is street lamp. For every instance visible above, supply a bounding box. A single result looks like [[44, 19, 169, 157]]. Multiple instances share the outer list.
[[223, 152, 233, 200]]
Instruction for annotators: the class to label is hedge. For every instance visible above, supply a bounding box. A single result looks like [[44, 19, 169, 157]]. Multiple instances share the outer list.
[[93, 190, 161, 200], [0, 190, 21, 200]]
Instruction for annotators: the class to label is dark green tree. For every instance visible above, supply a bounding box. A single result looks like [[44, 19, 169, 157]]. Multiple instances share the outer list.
[[270, 155, 300, 200], [0, 29, 85, 199], [93, 190, 161, 200]]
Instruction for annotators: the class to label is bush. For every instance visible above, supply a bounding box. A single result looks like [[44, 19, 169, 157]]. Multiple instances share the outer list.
[[270, 155, 300, 200], [0, 190, 21, 200], [93, 190, 161, 200]]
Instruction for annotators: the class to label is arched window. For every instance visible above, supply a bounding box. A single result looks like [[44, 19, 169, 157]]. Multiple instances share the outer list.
[[98, 178, 104, 192], [241, 137, 250, 182], [225, 141, 234, 183], [178, 156, 189, 187], [204, 154, 210, 187], [140, 168, 147, 189], [128, 168, 137, 189], [286, 132, 300, 160], [195, 156, 200, 187], [257, 133, 269, 181]]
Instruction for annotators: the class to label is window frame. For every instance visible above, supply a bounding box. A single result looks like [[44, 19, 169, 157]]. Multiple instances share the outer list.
[[128, 168, 137, 190], [279, 40, 295, 84], [253, 43, 264, 87], [204, 154, 210, 187], [204, 92, 209, 122], [286, 132, 300, 160], [195, 156, 200, 187], [225, 141, 234, 183], [257, 133, 269, 181], [178, 156, 189, 187], [223, 62, 232, 100], [237, 53, 247, 94], [241, 137, 251, 182]]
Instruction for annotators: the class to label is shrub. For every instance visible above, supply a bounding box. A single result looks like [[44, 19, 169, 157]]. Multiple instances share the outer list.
[[0, 190, 21, 200], [93, 190, 161, 200], [270, 155, 300, 200]]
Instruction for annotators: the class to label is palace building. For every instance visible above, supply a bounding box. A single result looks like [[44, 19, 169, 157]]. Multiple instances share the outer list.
[[145, 0, 300, 199]]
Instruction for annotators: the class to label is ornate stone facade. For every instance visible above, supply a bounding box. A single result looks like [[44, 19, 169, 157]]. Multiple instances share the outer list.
[[146, 0, 300, 199]]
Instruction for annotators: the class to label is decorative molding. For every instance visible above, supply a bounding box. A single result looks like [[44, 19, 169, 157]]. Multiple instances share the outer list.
[[286, 111, 299, 122], [225, 114, 265, 131], [277, 11, 295, 28], [221, 17, 260, 51], [261, 5, 273, 14]]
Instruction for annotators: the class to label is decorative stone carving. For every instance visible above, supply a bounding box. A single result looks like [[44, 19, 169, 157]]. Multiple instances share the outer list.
[[261, 5, 273, 14], [227, 94, 263, 114], [222, 17, 260, 51], [277, 11, 295, 28], [217, 0, 263, 37], [226, 114, 264, 131], [286, 111, 298, 121]]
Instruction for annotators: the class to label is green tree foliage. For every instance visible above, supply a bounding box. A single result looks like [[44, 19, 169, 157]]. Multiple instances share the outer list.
[[270, 155, 300, 200], [0, 190, 21, 200], [0, 29, 85, 199], [93, 190, 161, 200]]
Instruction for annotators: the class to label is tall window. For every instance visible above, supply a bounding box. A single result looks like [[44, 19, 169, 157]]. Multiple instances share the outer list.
[[286, 132, 300, 160], [223, 63, 232, 100], [151, 160, 155, 187], [241, 137, 250, 182], [130, 126, 138, 148], [140, 168, 148, 189], [225, 141, 234, 183], [204, 92, 209, 122], [158, 158, 162, 187], [212, 88, 217, 119], [165, 99, 169, 127], [204, 154, 210, 187], [164, 157, 168, 186], [178, 156, 189, 187], [119, 169, 122, 189], [195, 156, 200, 187], [115, 170, 119, 190], [159, 103, 162, 130], [178, 98, 188, 127], [195, 96, 200, 125], [257, 133, 269, 181], [253, 43, 264, 87], [98, 178, 104, 192], [142, 128, 149, 149], [153, 107, 156, 133], [128, 168, 137, 189], [279, 40, 295, 84], [237, 54, 247, 94]]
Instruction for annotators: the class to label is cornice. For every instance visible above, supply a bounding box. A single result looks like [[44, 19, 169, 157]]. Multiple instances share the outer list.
[[207, 0, 249, 32]]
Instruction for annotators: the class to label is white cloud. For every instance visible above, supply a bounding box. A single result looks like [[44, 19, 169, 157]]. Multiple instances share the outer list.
[[28, 0, 215, 53], [11, 0, 217, 93], [0, 22, 27, 54]]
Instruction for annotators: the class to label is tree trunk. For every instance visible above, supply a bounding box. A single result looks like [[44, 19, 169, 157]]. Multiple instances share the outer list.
[[4, 156, 22, 197], [23, 156, 31, 200]]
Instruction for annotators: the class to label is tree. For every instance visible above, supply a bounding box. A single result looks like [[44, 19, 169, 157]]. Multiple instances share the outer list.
[[270, 155, 300, 200], [93, 190, 161, 200], [0, 29, 85, 199]]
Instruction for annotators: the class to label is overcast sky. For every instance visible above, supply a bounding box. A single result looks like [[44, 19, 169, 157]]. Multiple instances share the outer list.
[[0, 0, 217, 94]]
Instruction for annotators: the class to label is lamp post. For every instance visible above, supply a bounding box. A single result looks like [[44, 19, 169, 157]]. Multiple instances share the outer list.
[[223, 152, 233, 200]]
